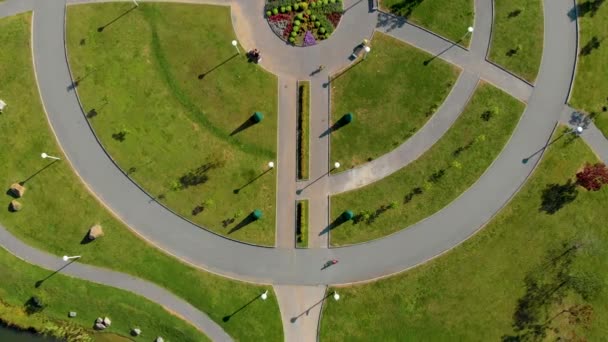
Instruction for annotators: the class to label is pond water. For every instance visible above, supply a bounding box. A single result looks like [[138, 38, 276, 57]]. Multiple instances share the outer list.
[[0, 324, 58, 341]]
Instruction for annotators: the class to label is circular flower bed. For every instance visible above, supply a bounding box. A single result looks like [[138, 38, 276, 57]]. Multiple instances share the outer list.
[[265, 0, 344, 46]]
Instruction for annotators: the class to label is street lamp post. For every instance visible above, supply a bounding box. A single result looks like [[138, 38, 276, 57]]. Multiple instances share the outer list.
[[363, 46, 371, 60], [574, 126, 584, 134], [232, 40, 240, 54], [333, 291, 340, 301], [334, 162, 341, 170], [132, 0, 139, 6], [62, 255, 81, 262], [41, 152, 61, 161], [268, 161, 275, 169], [261, 290, 269, 300]]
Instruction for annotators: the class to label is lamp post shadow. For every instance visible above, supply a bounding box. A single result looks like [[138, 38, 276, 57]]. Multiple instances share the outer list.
[[97, 5, 138, 32], [290, 291, 335, 323], [34, 259, 77, 288], [19, 160, 59, 186], [233, 168, 272, 194], [198, 53, 239, 79], [222, 293, 264, 322], [522, 130, 569, 164]]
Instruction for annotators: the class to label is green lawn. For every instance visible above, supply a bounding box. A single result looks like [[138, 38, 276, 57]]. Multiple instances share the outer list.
[[330, 83, 524, 245], [0, 12, 282, 342], [321, 132, 608, 340], [0, 246, 208, 342], [66, 3, 277, 245], [488, 0, 543, 82], [380, 0, 474, 44], [330, 32, 459, 169], [570, 0, 608, 138]]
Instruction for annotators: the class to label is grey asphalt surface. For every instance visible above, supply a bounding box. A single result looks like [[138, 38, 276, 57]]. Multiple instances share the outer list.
[[2, 0, 580, 287], [0, 224, 232, 341]]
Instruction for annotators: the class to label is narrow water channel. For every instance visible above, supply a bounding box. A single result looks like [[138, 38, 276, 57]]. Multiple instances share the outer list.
[[0, 324, 58, 341]]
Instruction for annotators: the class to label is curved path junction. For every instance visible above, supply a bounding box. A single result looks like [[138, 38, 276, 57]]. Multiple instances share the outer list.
[[2, 0, 607, 339]]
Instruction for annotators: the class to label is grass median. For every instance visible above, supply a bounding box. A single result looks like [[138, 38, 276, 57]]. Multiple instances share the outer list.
[[330, 83, 524, 245], [321, 131, 608, 340], [570, 0, 608, 138], [380, 0, 474, 44], [330, 32, 459, 169], [0, 12, 282, 342], [488, 0, 543, 82], [66, 3, 278, 245], [298, 81, 310, 180]]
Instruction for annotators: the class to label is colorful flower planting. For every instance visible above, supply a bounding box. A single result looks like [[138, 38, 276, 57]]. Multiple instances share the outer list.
[[265, 0, 344, 46]]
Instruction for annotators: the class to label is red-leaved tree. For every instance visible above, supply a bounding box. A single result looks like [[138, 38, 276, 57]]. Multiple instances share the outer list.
[[576, 163, 608, 191]]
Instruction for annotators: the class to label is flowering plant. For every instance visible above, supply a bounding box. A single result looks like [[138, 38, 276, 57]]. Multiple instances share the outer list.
[[303, 30, 317, 46]]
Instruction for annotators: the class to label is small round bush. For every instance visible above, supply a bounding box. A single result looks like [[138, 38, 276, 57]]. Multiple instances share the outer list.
[[289, 37, 296, 43], [323, 0, 328, 4], [294, 3, 300, 10], [310, 1, 317, 7], [297, 13, 304, 19], [280, 6, 286, 12], [330, 0, 336, 3], [295, 19, 301, 25], [311, 14, 317, 20], [273, 7, 278, 14], [314, 21, 320, 27], [306, 9, 311, 15], [291, 31, 297, 37], [319, 27, 326, 33], [266, 10, 272, 17], [287, 5, 292, 11], [301, 2, 309, 9]]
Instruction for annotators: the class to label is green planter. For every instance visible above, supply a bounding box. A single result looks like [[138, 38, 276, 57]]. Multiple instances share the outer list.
[[252, 112, 264, 123]]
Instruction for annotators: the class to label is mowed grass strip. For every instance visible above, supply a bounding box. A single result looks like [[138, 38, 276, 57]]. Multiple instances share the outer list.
[[298, 81, 310, 180], [570, 0, 608, 138], [489, 0, 543, 82], [66, 3, 277, 245], [380, 0, 474, 44], [0, 246, 208, 342], [330, 32, 459, 169], [330, 83, 524, 245], [321, 133, 608, 341], [296, 200, 309, 248], [0, 12, 282, 341]]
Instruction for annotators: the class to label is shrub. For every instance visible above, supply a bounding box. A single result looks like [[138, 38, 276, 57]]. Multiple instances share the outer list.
[[330, 0, 336, 3], [323, 0, 329, 4], [294, 3, 299, 10], [311, 14, 317, 20], [295, 19, 301, 25], [266, 10, 272, 16], [576, 163, 608, 191], [273, 7, 279, 14], [280, 6, 286, 12], [287, 5, 292, 11], [289, 37, 296, 43], [301, 1, 309, 9], [315, 21, 320, 27], [306, 9, 312, 15], [319, 27, 326, 33], [291, 31, 297, 37], [311, 1, 317, 7], [297, 13, 304, 19]]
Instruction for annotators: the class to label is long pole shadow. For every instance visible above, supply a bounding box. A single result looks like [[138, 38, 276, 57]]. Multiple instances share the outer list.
[[323, 59, 363, 88], [290, 292, 335, 323], [222, 293, 262, 322], [522, 131, 569, 164], [233, 169, 272, 194], [97, 5, 138, 32], [34, 259, 77, 288], [343, 0, 364, 13], [296, 168, 333, 195], [67, 69, 96, 91], [198, 53, 239, 79], [19, 160, 59, 185], [423, 38, 463, 66]]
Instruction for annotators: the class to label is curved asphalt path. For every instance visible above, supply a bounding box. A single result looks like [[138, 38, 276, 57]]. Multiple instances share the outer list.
[[2, 0, 579, 286], [0, 224, 232, 341]]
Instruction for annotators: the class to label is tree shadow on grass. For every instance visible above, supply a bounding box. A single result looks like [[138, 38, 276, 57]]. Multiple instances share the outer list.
[[228, 212, 258, 234], [388, 0, 424, 18], [569, 0, 605, 21], [97, 5, 138, 32], [580, 36, 603, 56], [230, 115, 259, 136], [539, 180, 578, 214], [318, 215, 350, 236]]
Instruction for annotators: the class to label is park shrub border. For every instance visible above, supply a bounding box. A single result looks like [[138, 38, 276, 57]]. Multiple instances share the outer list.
[[296, 200, 309, 248], [297, 81, 310, 180]]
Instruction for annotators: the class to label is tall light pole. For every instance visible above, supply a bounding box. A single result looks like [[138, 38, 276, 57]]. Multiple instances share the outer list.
[[261, 290, 269, 300], [132, 0, 139, 6], [333, 291, 340, 301], [232, 40, 240, 54], [268, 161, 275, 169], [363, 46, 371, 60], [62, 255, 81, 262], [573, 126, 584, 134], [41, 152, 61, 160]]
